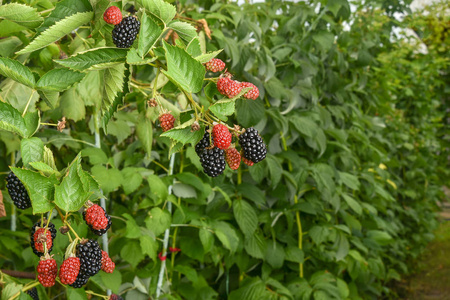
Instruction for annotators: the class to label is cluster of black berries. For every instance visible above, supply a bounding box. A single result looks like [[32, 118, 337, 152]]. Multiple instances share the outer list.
[[30, 221, 57, 257], [112, 16, 140, 48], [71, 239, 102, 288], [196, 129, 226, 177], [239, 127, 267, 163], [26, 287, 39, 300], [6, 172, 31, 209]]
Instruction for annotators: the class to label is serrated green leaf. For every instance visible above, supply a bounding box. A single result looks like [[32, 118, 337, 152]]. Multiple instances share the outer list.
[[147, 174, 168, 202], [186, 38, 202, 57], [145, 207, 171, 236], [195, 50, 223, 64], [120, 240, 144, 268], [10, 167, 58, 214], [139, 235, 158, 261], [233, 199, 258, 238], [161, 41, 205, 93], [121, 167, 143, 194], [199, 227, 214, 253], [126, 48, 157, 65], [136, 0, 176, 24], [0, 57, 35, 88], [36, 0, 92, 33], [161, 126, 204, 147], [17, 11, 94, 55], [91, 165, 123, 194], [213, 221, 239, 253], [285, 246, 304, 263], [54, 154, 90, 212], [20, 137, 44, 168], [137, 11, 163, 57], [100, 269, 122, 294], [55, 48, 128, 71], [169, 21, 197, 43], [0, 3, 43, 28], [102, 63, 126, 113], [209, 99, 235, 121], [43, 146, 57, 170], [36, 68, 85, 92], [136, 116, 153, 157], [0, 101, 28, 137], [245, 231, 266, 259], [60, 88, 86, 122], [341, 194, 362, 215], [29, 162, 60, 177]]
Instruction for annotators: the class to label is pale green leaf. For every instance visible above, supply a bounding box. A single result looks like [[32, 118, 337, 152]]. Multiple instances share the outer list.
[[139, 235, 158, 261], [55, 48, 128, 71], [91, 165, 123, 194], [160, 126, 204, 147], [0, 57, 35, 88], [120, 240, 144, 268], [145, 207, 171, 237], [213, 221, 239, 253], [0, 101, 28, 137], [233, 199, 258, 238], [0, 3, 43, 28], [341, 194, 362, 215], [17, 11, 94, 55], [100, 270, 122, 294], [195, 50, 223, 64], [36, 68, 85, 91], [126, 48, 157, 65], [161, 41, 205, 93], [209, 99, 235, 121], [60, 88, 86, 122], [29, 162, 60, 177], [137, 11, 163, 57], [20, 137, 44, 168], [169, 21, 197, 43], [136, 116, 153, 157], [102, 63, 126, 113], [136, 0, 176, 24]]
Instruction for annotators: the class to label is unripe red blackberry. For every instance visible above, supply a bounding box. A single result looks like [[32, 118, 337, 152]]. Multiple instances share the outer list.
[[212, 124, 232, 150], [242, 156, 254, 166], [239, 127, 267, 163], [200, 148, 226, 177], [6, 172, 31, 209], [240, 82, 259, 100], [37, 256, 57, 287], [101, 250, 115, 273], [59, 257, 81, 285], [195, 127, 212, 156], [225, 148, 241, 170], [30, 221, 57, 257], [205, 58, 225, 72], [83, 203, 111, 235], [216, 77, 242, 98], [26, 287, 39, 300], [33, 228, 53, 254], [159, 113, 175, 132], [77, 239, 102, 276], [103, 6, 122, 25], [112, 16, 140, 48]]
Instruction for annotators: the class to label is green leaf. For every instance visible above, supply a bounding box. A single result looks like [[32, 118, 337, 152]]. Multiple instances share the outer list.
[[147, 174, 168, 202], [236, 98, 265, 128], [36, 68, 85, 92], [145, 207, 171, 236], [341, 194, 362, 215], [0, 3, 43, 28], [313, 31, 335, 51], [23, 111, 40, 138], [137, 11, 162, 57], [100, 269, 122, 294], [136, 116, 153, 157], [290, 116, 318, 137], [60, 88, 86, 122], [265, 242, 285, 269], [213, 221, 239, 253], [91, 165, 123, 194], [199, 227, 214, 253], [233, 199, 258, 238], [29, 162, 60, 177], [10, 167, 58, 214], [17, 11, 94, 55], [338, 172, 360, 190], [136, 0, 176, 24], [81, 147, 108, 165], [366, 230, 393, 246], [102, 63, 126, 113], [172, 183, 197, 199], [195, 50, 222, 64], [66, 287, 88, 300], [36, 0, 92, 34], [228, 277, 266, 300], [139, 235, 158, 261], [161, 126, 204, 148], [54, 155, 90, 212], [126, 48, 157, 65], [209, 99, 235, 121], [55, 48, 128, 71], [123, 213, 142, 239], [169, 21, 197, 43], [161, 41, 206, 93], [266, 154, 282, 187], [245, 232, 267, 259], [1, 283, 24, 300], [121, 168, 144, 194], [21, 137, 44, 168], [285, 246, 304, 263], [0, 101, 28, 137], [43, 146, 57, 170], [120, 240, 144, 268], [0, 57, 36, 88], [186, 38, 202, 57]]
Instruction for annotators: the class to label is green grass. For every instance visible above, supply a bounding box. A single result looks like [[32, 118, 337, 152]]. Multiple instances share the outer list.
[[398, 221, 450, 299]]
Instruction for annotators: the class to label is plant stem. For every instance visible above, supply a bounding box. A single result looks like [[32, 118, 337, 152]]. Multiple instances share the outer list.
[[22, 90, 35, 117], [65, 221, 80, 240], [86, 290, 109, 299], [10, 281, 40, 300], [156, 153, 176, 299], [294, 195, 303, 278]]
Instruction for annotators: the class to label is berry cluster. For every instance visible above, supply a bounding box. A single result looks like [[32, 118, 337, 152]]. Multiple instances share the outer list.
[[37, 255, 57, 287], [26, 287, 39, 300], [30, 221, 57, 257], [112, 16, 140, 48], [83, 203, 112, 236], [6, 172, 31, 209], [195, 124, 267, 177]]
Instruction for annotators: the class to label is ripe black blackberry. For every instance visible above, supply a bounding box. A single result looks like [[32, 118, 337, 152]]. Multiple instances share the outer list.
[[200, 148, 226, 177], [112, 16, 140, 48], [6, 172, 31, 209], [69, 271, 90, 288], [26, 287, 39, 300], [110, 294, 124, 300], [77, 239, 102, 276], [83, 210, 112, 236], [195, 128, 212, 156], [239, 127, 267, 163], [30, 220, 57, 257]]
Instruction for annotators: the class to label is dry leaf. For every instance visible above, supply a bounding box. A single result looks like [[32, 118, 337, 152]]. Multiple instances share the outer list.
[[0, 190, 6, 218], [197, 19, 212, 40]]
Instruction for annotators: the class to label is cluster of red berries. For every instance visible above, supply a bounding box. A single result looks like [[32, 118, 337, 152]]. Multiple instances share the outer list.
[[83, 202, 112, 235], [195, 124, 267, 177], [159, 113, 176, 132], [205, 58, 260, 100]]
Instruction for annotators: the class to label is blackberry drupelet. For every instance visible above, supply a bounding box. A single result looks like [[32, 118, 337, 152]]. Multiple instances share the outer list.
[[239, 127, 267, 163], [200, 148, 226, 177], [26, 287, 39, 300], [83, 206, 112, 236], [30, 221, 57, 257], [6, 172, 31, 209], [112, 16, 140, 48], [69, 271, 90, 288], [195, 128, 212, 156], [77, 239, 102, 276]]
